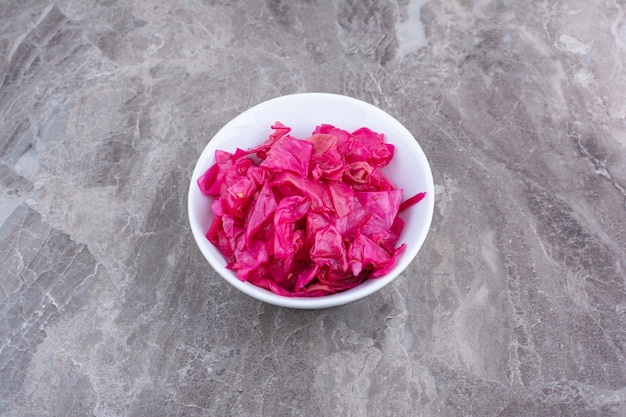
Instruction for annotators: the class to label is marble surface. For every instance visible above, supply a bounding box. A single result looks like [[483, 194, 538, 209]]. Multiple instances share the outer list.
[[1, 0, 625, 416]]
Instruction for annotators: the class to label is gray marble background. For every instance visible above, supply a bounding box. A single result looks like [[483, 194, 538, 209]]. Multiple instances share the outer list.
[[1, 1, 625, 416]]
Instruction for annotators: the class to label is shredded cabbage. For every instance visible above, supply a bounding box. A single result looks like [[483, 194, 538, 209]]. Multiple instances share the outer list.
[[198, 122, 425, 297]]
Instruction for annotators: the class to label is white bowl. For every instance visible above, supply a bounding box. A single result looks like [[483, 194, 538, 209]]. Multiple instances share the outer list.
[[188, 93, 434, 309]]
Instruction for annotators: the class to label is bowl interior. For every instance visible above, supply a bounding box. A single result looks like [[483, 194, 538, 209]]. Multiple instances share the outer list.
[[188, 93, 434, 309]]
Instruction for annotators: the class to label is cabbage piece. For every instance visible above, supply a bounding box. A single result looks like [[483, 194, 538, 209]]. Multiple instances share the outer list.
[[206, 213, 241, 267], [347, 232, 394, 276], [308, 133, 337, 154], [312, 124, 352, 154], [293, 262, 318, 292], [210, 198, 225, 217], [343, 161, 396, 192], [328, 181, 354, 218], [213, 156, 257, 219], [261, 136, 313, 177], [265, 256, 297, 289], [369, 168, 395, 191], [246, 262, 330, 297], [343, 161, 373, 187], [354, 190, 402, 237], [197, 149, 234, 196], [369, 216, 404, 253], [310, 224, 348, 273], [307, 134, 345, 181], [315, 266, 366, 292], [249, 121, 292, 159], [351, 127, 394, 167], [372, 244, 406, 278], [222, 176, 256, 218], [273, 195, 310, 259], [304, 211, 337, 252], [230, 236, 271, 281], [269, 280, 332, 297], [244, 181, 277, 246], [248, 165, 270, 188], [221, 214, 242, 238], [197, 163, 219, 196], [399, 191, 427, 212], [270, 171, 333, 212], [343, 139, 371, 165]]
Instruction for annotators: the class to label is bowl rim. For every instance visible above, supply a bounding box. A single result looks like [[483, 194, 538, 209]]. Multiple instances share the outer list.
[[188, 92, 434, 309]]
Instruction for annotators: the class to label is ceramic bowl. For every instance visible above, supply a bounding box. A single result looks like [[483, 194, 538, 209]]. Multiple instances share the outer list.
[[188, 93, 434, 309]]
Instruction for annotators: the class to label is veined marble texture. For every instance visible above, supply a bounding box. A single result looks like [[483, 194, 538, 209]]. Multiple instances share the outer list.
[[1, 0, 625, 416]]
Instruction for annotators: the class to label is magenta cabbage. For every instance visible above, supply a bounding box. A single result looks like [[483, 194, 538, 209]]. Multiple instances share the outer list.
[[198, 122, 425, 297]]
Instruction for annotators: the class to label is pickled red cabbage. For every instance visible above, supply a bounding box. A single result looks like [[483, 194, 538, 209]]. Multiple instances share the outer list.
[[197, 122, 425, 297]]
